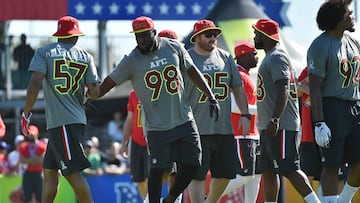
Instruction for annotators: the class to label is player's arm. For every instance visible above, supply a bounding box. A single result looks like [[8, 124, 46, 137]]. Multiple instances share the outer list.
[[309, 73, 324, 122], [120, 111, 134, 158], [232, 86, 250, 134], [186, 66, 216, 100], [23, 72, 45, 116], [232, 86, 249, 115], [265, 79, 288, 137], [98, 76, 116, 98]]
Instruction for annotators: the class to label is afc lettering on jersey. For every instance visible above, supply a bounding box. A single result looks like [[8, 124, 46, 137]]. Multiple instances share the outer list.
[[202, 64, 220, 71], [150, 57, 168, 69]]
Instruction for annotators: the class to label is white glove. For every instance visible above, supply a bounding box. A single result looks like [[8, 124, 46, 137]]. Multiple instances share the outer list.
[[314, 122, 331, 148]]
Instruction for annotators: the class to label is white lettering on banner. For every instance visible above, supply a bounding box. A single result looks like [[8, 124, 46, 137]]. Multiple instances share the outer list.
[[114, 182, 139, 202]]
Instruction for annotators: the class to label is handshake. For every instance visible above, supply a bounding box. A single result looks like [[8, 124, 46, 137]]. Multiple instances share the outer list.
[[314, 121, 331, 148]]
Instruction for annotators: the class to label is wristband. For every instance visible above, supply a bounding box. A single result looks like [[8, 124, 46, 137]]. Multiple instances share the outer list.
[[241, 113, 251, 120]]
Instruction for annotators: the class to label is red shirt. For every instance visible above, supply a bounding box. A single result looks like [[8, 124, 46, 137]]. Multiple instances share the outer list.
[[128, 90, 147, 146], [0, 154, 11, 175], [19, 141, 46, 172], [297, 68, 314, 142], [231, 66, 259, 138], [0, 114, 6, 139]]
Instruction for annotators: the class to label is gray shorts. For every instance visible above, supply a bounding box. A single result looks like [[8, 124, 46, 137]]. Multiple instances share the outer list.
[[235, 137, 261, 176], [192, 135, 238, 180], [129, 139, 149, 182], [259, 130, 301, 174], [322, 97, 360, 168], [43, 124, 90, 176], [146, 120, 202, 169]]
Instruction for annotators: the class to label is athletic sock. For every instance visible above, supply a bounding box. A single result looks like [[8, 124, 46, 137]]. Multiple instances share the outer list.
[[174, 193, 182, 203], [244, 174, 261, 203], [143, 194, 149, 203], [322, 195, 338, 203], [338, 182, 359, 203], [304, 191, 321, 203]]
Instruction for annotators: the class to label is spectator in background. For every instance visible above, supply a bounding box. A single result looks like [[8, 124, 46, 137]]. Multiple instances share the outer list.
[[0, 141, 11, 175], [8, 134, 26, 175], [108, 111, 124, 142], [0, 114, 6, 139], [90, 136, 107, 160], [13, 33, 34, 89], [102, 141, 129, 175], [82, 140, 103, 176], [19, 125, 46, 203]]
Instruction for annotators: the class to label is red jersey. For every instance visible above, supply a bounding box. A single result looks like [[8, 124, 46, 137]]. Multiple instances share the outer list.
[[297, 68, 314, 142], [231, 66, 259, 138], [19, 141, 46, 172], [0, 114, 5, 139], [128, 90, 147, 146]]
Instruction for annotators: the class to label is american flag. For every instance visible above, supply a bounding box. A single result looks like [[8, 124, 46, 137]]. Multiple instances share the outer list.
[[0, 0, 288, 26]]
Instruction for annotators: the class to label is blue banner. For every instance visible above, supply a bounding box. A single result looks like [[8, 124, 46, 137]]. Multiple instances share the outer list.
[[68, 0, 289, 26], [86, 174, 168, 203]]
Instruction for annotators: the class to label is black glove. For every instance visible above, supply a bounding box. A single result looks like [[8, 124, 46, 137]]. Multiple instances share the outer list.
[[209, 99, 220, 121]]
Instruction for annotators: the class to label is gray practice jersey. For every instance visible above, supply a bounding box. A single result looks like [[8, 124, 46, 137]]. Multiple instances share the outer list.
[[29, 42, 100, 129], [109, 38, 195, 131], [307, 31, 360, 101], [256, 44, 300, 131], [185, 48, 243, 135]]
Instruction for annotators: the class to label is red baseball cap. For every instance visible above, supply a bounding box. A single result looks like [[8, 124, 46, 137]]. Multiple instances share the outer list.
[[158, 29, 178, 40], [252, 19, 280, 42], [131, 16, 154, 33], [53, 16, 85, 38], [234, 41, 256, 58], [28, 125, 39, 136], [190, 19, 222, 44]]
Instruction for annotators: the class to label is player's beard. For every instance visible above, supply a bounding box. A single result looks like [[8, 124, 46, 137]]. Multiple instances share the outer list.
[[254, 41, 264, 49], [199, 40, 216, 52], [138, 38, 158, 54], [348, 23, 355, 32]]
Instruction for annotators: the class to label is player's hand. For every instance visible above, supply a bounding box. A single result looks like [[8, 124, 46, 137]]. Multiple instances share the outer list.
[[314, 122, 331, 148], [21, 112, 32, 137], [209, 99, 220, 121], [120, 142, 129, 158], [265, 121, 278, 137]]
